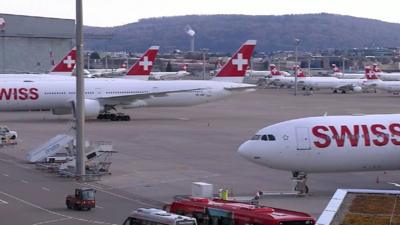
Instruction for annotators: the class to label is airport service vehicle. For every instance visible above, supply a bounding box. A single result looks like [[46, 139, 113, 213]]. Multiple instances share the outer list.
[[0, 48, 77, 81], [331, 64, 365, 79], [166, 197, 315, 225], [123, 208, 197, 225], [66, 188, 96, 211], [0, 40, 257, 120], [0, 126, 17, 145], [238, 112, 400, 193]]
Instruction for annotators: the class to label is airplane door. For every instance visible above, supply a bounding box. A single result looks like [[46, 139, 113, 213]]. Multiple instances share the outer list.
[[295, 127, 311, 150]]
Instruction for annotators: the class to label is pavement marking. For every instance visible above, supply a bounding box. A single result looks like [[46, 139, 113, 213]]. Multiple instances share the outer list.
[[1, 173, 9, 177], [41, 187, 50, 192], [32, 218, 71, 225], [96, 205, 104, 209], [0, 198, 8, 204], [21, 180, 29, 184], [0, 190, 116, 225], [81, 182, 153, 207]]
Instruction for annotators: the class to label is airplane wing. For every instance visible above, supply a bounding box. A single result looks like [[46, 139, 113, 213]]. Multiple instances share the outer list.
[[97, 88, 202, 105], [334, 84, 360, 92]]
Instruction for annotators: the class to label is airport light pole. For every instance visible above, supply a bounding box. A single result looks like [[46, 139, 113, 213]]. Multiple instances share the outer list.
[[201, 48, 208, 80], [294, 38, 300, 96], [342, 57, 347, 72], [75, 0, 86, 180]]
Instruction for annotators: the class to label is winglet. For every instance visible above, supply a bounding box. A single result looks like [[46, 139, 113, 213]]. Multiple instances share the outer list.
[[126, 46, 159, 80], [213, 40, 257, 83], [49, 48, 77, 75]]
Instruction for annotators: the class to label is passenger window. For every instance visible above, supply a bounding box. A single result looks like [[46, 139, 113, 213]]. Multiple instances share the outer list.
[[267, 135, 276, 141], [261, 135, 268, 141]]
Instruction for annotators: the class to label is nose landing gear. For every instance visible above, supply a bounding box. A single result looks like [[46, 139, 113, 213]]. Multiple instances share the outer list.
[[292, 171, 309, 194]]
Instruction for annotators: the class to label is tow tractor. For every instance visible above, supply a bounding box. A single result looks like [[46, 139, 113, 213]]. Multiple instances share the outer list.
[[66, 188, 96, 211]]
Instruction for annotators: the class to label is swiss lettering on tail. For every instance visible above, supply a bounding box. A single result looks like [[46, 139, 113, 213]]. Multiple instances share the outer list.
[[212, 40, 257, 83], [49, 48, 77, 75], [126, 46, 159, 80]]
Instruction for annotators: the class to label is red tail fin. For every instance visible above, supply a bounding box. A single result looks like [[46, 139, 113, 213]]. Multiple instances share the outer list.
[[126, 46, 159, 79], [294, 65, 305, 77], [49, 48, 76, 75], [269, 64, 281, 76], [213, 40, 256, 82], [332, 64, 341, 73], [365, 66, 379, 80], [372, 63, 382, 72]]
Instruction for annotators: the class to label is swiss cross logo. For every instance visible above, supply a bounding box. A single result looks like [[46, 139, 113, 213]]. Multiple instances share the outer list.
[[63, 55, 76, 68], [139, 56, 152, 71], [232, 53, 248, 71]]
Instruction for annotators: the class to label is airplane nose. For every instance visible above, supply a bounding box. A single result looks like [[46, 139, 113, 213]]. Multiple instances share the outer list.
[[238, 141, 252, 159]]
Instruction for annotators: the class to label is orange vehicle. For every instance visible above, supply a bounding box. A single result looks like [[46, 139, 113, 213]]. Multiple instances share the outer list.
[[66, 188, 96, 211], [165, 197, 315, 225]]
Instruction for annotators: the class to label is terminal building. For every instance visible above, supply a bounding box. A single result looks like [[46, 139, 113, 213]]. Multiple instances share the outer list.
[[0, 14, 74, 74]]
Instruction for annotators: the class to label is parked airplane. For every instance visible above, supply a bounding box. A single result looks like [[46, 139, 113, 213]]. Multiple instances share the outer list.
[[0, 48, 77, 80], [372, 64, 400, 81], [297, 67, 364, 93], [331, 64, 364, 79], [265, 64, 294, 87], [0, 40, 257, 121], [363, 66, 400, 94], [150, 64, 191, 80], [238, 113, 400, 193]]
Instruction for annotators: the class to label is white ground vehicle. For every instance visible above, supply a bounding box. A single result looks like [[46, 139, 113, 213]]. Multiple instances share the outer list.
[[0, 126, 17, 145], [123, 208, 197, 225]]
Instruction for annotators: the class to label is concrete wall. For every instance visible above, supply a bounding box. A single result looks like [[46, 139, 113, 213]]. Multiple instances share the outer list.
[[0, 14, 74, 73]]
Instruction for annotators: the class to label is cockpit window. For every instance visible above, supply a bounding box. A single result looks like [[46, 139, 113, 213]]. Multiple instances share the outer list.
[[251, 135, 261, 140], [267, 134, 276, 141], [261, 135, 268, 141]]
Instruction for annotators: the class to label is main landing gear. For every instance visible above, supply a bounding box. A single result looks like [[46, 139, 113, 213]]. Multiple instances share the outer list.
[[292, 171, 309, 194], [97, 112, 130, 121]]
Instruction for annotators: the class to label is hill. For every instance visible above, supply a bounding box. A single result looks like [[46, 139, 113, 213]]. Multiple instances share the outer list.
[[84, 13, 400, 53]]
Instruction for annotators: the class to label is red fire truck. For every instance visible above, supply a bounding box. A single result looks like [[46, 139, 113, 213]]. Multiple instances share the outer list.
[[165, 197, 315, 225]]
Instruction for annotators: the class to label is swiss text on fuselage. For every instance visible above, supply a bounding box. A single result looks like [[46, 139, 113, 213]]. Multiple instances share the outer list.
[[312, 123, 400, 148], [0, 88, 39, 100]]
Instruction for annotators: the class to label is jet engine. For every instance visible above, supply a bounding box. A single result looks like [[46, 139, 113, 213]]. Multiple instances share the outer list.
[[52, 99, 103, 117], [352, 86, 363, 93], [84, 99, 103, 117]]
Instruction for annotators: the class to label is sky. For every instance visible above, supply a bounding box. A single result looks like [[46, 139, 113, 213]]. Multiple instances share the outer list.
[[1, 0, 400, 27]]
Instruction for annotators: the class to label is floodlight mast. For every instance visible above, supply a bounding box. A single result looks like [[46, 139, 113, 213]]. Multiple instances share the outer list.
[[75, 0, 85, 180]]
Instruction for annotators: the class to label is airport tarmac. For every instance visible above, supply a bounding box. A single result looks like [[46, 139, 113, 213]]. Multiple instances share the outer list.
[[1, 88, 400, 224]]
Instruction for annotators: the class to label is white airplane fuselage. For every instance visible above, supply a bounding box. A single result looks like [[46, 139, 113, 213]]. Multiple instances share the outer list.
[[238, 114, 400, 173], [364, 80, 400, 93], [298, 77, 364, 90], [378, 72, 400, 81], [333, 72, 365, 79], [0, 79, 254, 112]]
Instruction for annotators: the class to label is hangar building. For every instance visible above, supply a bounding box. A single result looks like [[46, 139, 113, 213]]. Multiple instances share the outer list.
[[0, 13, 74, 73]]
